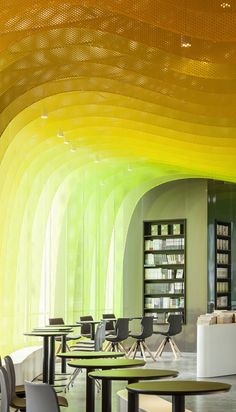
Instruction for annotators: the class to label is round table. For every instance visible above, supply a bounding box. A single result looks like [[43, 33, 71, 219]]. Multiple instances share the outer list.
[[68, 358, 145, 412], [76, 320, 101, 339], [24, 331, 69, 384], [127, 380, 231, 412], [89, 368, 178, 412], [57, 350, 125, 359]]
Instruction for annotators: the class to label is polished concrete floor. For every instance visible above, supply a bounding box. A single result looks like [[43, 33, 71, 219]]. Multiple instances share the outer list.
[[61, 352, 236, 412]]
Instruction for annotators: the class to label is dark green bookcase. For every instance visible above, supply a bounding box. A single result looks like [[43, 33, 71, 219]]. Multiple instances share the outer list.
[[214, 220, 232, 310], [143, 219, 186, 323]]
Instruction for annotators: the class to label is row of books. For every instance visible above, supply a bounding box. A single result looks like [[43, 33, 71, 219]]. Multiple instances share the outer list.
[[197, 310, 236, 325], [216, 224, 229, 236], [216, 268, 228, 279], [150, 223, 182, 236], [145, 268, 184, 280], [145, 238, 184, 251], [217, 282, 229, 293], [145, 297, 184, 309], [216, 238, 229, 251], [145, 253, 184, 266], [145, 282, 184, 294], [216, 296, 228, 308], [217, 253, 229, 264]]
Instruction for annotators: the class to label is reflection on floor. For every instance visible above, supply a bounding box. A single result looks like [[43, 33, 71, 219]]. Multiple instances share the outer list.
[[61, 352, 236, 412]]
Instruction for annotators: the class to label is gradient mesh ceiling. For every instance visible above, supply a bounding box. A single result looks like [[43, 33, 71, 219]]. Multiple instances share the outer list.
[[0, 0, 236, 353]]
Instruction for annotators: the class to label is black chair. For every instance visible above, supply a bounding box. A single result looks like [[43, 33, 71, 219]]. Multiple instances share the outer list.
[[79, 315, 94, 338], [154, 314, 182, 359], [0, 366, 10, 412], [4, 355, 26, 411], [104, 318, 129, 353], [102, 313, 116, 334], [127, 317, 155, 361], [49, 317, 81, 352], [4, 356, 68, 409], [25, 381, 60, 412]]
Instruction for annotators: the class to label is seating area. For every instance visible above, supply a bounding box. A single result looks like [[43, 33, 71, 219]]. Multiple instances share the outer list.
[[1, 1, 236, 412], [0, 315, 233, 412]]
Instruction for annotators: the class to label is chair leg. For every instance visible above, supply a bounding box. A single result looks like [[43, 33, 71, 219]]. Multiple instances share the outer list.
[[140, 342, 146, 362], [127, 341, 136, 357], [154, 337, 167, 359], [132, 342, 138, 359], [142, 341, 156, 362], [169, 337, 178, 359], [118, 342, 128, 354], [104, 342, 112, 351], [172, 338, 181, 356]]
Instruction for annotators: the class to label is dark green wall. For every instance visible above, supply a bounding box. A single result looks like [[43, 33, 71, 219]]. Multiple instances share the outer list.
[[123, 179, 208, 352]]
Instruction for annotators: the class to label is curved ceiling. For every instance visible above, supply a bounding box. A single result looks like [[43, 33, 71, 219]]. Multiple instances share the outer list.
[[0, 0, 236, 353]]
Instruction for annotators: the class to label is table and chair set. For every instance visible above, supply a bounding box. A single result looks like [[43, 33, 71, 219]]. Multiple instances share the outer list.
[[0, 313, 232, 412]]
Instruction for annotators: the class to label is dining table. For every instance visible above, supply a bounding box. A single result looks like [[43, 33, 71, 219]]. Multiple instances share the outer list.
[[89, 368, 178, 412], [24, 330, 70, 384], [76, 320, 101, 340], [68, 357, 145, 412], [126, 380, 231, 412]]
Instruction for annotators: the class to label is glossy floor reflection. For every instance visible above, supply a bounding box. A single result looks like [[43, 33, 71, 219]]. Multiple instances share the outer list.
[[62, 352, 236, 412]]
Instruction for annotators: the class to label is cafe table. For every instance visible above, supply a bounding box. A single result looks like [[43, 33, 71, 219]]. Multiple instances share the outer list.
[[89, 368, 178, 412], [32, 326, 74, 374], [24, 331, 69, 384], [76, 320, 101, 339], [127, 380, 231, 412], [68, 358, 145, 412]]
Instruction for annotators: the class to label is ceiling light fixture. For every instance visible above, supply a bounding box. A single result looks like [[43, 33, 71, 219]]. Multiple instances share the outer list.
[[40, 111, 48, 119], [57, 130, 64, 138], [180, 34, 191, 48], [221, 2, 231, 8]]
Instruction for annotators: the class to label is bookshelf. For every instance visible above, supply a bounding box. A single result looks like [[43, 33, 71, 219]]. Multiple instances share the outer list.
[[215, 220, 231, 310], [143, 219, 186, 323]]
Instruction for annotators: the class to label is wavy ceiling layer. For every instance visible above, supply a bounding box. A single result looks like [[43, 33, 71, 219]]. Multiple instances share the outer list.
[[0, 0, 236, 353]]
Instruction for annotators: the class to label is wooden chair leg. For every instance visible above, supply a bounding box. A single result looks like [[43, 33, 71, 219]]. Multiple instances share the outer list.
[[140, 342, 146, 362], [169, 338, 178, 359], [132, 342, 138, 359], [142, 341, 156, 362], [127, 341, 136, 357], [172, 339, 181, 356], [105, 342, 112, 352], [118, 342, 128, 354], [154, 337, 166, 359]]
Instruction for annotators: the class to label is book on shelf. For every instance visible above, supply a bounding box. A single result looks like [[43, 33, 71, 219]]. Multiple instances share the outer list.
[[217, 282, 228, 293], [176, 269, 184, 279], [151, 224, 158, 235], [153, 239, 163, 250], [217, 253, 228, 264], [145, 253, 155, 265], [217, 224, 229, 236], [217, 238, 229, 251], [173, 223, 181, 235], [216, 295, 228, 308], [216, 267, 228, 279], [161, 224, 168, 235]]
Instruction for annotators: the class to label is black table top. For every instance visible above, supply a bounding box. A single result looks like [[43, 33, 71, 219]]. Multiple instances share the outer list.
[[77, 320, 101, 324], [57, 351, 125, 359], [24, 331, 70, 337], [68, 358, 145, 369], [33, 327, 73, 332], [127, 380, 231, 396], [89, 368, 178, 381]]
